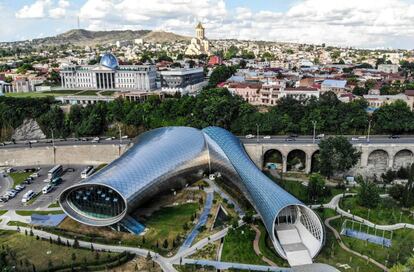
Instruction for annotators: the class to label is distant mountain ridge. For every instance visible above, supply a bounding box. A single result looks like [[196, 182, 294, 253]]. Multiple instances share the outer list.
[[16, 29, 191, 46]]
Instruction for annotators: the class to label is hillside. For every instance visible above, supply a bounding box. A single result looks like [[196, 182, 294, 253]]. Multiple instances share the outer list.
[[28, 29, 190, 46]]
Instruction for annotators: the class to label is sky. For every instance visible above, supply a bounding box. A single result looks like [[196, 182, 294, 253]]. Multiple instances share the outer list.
[[1, 0, 414, 49]]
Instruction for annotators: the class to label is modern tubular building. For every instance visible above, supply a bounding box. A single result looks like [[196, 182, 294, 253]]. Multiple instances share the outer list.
[[59, 126, 324, 266]]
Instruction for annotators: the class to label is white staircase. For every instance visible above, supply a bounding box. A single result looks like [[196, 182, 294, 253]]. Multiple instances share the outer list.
[[276, 224, 313, 267]]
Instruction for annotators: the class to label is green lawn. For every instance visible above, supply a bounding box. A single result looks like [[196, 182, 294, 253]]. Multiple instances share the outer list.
[[15, 210, 64, 216], [101, 91, 116, 96], [9, 172, 32, 187], [7, 221, 30, 227], [143, 203, 199, 252], [315, 211, 382, 272], [0, 210, 7, 216], [95, 163, 108, 172], [221, 225, 266, 265], [340, 196, 414, 225], [0, 229, 122, 271], [256, 222, 288, 267], [48, 202, 60, 208], [5, 90, 81, 98], [77, 90, 99, 96], [330, 216, 414, 268]]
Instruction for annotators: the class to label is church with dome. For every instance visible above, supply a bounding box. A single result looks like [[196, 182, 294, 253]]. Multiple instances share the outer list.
[[60, 53, 156, 91], [185, 22, 212, 56]]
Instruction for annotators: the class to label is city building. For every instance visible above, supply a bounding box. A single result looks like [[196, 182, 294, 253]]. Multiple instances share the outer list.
[[282, 87, 320, 100], [185, 23, 212, 56], [59, 126, 324, 266], [115, 91, 165, 103], [378, 64, 399, 74], [320, 79, 347, 94], [60, 53, 156, 91], [160, 68, 204, 88], [160, 67, 206, 95], [364, 93, 412, 111]]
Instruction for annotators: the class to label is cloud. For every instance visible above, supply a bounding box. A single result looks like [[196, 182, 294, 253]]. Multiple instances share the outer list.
[[15, 0, 70, 19]]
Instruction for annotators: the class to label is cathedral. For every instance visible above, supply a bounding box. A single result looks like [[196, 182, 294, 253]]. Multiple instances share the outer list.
[[185, 22, 212, 56]]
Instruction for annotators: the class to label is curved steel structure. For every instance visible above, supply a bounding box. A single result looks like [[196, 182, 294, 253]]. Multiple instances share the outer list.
[[100, 53, 119, 69], [59, 126, 324, 262]]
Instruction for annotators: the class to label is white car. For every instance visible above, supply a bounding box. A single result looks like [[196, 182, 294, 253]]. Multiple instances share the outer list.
[[121, 135, 128, 139], [30, 172, 40, 178], [105, 137, 113, 141], [43, 178, 51, 183], [351, 137, 359, 141], [42, 184, 53, 194], [15, 184, 25, 191], [245, 134, 254, 139], [22, 190, 35, 203], [6, 190, 17, 198], [358, 136, 367, 139], [263, 136, 271, 139]]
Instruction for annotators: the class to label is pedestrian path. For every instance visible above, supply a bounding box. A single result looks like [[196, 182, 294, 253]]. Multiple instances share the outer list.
[[178, 190, 214, 252]]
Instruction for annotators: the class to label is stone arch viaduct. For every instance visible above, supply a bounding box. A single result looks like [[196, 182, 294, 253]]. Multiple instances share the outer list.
[[243, 143, 414, 176]]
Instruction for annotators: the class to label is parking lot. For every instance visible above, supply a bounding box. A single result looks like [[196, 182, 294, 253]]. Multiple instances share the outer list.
[[0, 165, 86, 210]]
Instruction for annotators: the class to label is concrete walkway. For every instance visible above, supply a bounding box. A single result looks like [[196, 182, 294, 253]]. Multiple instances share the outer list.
[[324, 215, 389, 272], [178, 190, 214, 252], [252, 225, 278, 266], [179, 258, 291, 272], [312, 193, 414, 231]]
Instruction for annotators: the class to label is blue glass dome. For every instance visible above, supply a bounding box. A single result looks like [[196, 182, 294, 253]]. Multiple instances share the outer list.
[[100, 53, 119, 69]]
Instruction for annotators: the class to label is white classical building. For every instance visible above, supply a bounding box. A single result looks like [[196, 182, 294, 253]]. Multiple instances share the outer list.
[[60, 53, 156, 91], [185, 23, 212, 56]]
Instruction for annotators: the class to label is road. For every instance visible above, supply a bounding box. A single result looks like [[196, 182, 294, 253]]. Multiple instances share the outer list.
[[0, 138, 131, 149], [241, 135, 414, 145], [1, 135, 414, 150]]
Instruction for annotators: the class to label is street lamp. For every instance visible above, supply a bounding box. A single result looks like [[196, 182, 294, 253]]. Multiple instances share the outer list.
[[117, 124, 122, 146], [312, 121, 317, 144], [51, 129, 55, 149], [256, 123, 260, 143], [367, 119, 372, 143]]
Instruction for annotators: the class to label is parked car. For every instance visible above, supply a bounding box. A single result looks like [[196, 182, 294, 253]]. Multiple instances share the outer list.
[[245, 134, 254, 139], [6, 190, 17, 198], [23, 179, 32, 185], [6, 167, 14, 173], [0, 196, 9, 202], [42, 184, 53, 194], [14, 184, 25, 191], [22, 190, 35, 203], [43, 178, 51, 183], [263, 136, 271, 139], [30, 172, 39, 178]]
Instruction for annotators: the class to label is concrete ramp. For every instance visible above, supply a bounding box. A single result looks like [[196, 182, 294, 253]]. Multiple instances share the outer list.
[[276, 224, 313, 267]]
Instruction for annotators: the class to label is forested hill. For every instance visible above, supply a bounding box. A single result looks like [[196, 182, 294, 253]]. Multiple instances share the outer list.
[[3, 29, 190, 47]]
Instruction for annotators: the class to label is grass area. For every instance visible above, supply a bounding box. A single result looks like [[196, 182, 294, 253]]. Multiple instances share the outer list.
[[0, 210, 7, 216], [48, 201, 60, 208], [0, 229, 124, 271], [315, 210, 382, 272], [221, 225, 266, 265], [190, 240, 219, 260], [77, 90, 99, 96], [7, 221, 30, 227], [5, 90, 81, 98], [340, 196, 414, 225], [143, 203, 199, 252], [95, 163, 108, 172], [15, 210, 64, 216], [256, 222, 288, 267], [330, 216, 414, 269], [191, 179, 210, 188], [101, 91, 116, 96], [9, 172, 32, 187]]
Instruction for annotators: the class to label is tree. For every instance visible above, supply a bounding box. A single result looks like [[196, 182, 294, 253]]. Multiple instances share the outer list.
[[307, 173, 329, 202], [402, 163, 414, 207], [162, 239, 169, 249], [357, 177, 380, 208], [373, 100, 414, 134], [208, 65, 237, 88], [318, 136, 361, 179]]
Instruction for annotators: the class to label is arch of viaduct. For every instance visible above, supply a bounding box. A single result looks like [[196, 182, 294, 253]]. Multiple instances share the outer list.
[[243, 143, 414, 175]]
